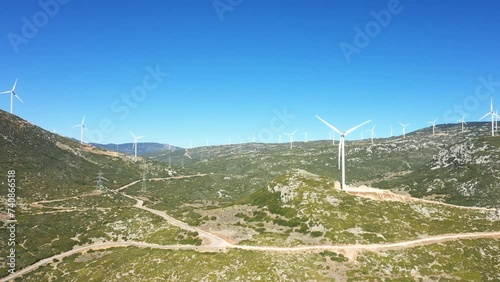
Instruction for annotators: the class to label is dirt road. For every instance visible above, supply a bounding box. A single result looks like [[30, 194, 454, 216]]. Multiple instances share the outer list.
[[5, 176, 499, 281]]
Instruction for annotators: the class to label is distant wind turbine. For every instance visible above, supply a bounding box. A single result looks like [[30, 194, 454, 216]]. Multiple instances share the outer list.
[[72, 116, 89, 144], [399, 122, 410, 139], [480, 98, 496, 136], [283, 129, 297, 149], [495, 110, 499, 132], [366, 125, 376, 144], [278, 135, 282, 143], [130, 131, 145, 160], [316, 115, 371, 190], [428, 118, 438, 136], [457, 115, 467, 133], [1, 78, 23, 114], [304, 132, 308, 143]]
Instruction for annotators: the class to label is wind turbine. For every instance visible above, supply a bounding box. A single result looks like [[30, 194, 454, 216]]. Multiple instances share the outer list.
[[457, 115, 467, 133], [1, 79, 23, 114], [480, 98, 496, 136], [316, 115, 371, 190], [328, 132, 336, 145], [283, 129, 297, 149], [72, 116, 89, 144], [366, 125, 376, 144], [304, 132, 308, 143], [495, 110, 499, 132], [130, 131, 145, 160], [278, 135, 282, 143], [400, 122, 410, 139], [428, 118, 438, 136]]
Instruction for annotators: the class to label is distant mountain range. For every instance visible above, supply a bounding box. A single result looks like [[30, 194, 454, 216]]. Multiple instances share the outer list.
[[90, 142, 182, 156]]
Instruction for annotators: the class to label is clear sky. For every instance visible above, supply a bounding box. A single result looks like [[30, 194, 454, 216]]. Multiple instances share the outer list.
[[1, 0, 499, 146]]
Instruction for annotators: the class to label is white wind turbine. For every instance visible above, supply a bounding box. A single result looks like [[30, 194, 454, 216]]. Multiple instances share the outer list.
[[329, 132, 336, 145], [428, 118, 438, 136], [316, 115, 371, 190], [304, 132, 308, 143], [495, 110, 499, 132], [457, 115, 467, 133], [400, 122, 410, 139], [72, 116, 89, 144], [283, 129, 298, 149], [1, 79, 23, 114], [130, 131, 145, 160], [480, 98, 496, 136], [366, 125, 376, 144]]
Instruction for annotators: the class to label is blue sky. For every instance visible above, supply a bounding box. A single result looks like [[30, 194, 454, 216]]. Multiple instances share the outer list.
[[1, 0, 499, 146]]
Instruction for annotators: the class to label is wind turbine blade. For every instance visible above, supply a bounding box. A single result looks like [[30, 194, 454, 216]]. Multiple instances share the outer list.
[[345, 120, 372, 136], [14, 94, 23, 103], [491, 97, 494, 112], [315, 115, 342, 135], [84, 126, 90, 132], [291, 129, 298, 135], [81, 116, 86, 125], [0, 91, 11, 94], [129, 131, 136, 138], [480, 112, 491, 121], [137, 136, 145, 139], [72, 124, 81, 128], [12, 79, 18, 91]]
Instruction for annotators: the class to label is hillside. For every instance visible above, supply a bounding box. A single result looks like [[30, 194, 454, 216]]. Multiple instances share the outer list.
[[0, 110, 193, 278], [196, 169, 500, 247], [91, 142, 182, 157], [148, 122, 500, 208]]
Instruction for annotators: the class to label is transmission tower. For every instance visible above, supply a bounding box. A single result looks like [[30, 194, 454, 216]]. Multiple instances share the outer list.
[[141, 171, 147, 192], [96, 171, 108, 191]]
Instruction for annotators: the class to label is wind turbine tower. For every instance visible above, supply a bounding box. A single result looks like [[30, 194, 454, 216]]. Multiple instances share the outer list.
[[480, 98, 496, 136], [400, 122, 410, 139], [73, 116, 89, 144], [458, 115, 467, 133], [316, 115, 371, 190], [0, 79, 23, 114], [130, 131, 145, 161], [428, 118, 438, 136], [283, 129, 297, 149], [367, 125, 376, 144]]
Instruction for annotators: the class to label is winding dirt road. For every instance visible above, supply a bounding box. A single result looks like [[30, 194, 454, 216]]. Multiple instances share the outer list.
[[3, 175, 499, 281]]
